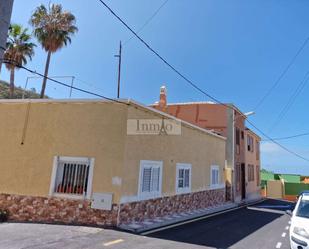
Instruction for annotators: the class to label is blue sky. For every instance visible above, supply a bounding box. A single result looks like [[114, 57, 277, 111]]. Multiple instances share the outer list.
[[2, 0, 309, 175]]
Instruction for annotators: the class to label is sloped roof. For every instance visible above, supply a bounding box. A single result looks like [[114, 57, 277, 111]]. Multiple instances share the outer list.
[[0, 98, 226, 141], [261, 171, 275, 181], [278, 174, 301, 183]]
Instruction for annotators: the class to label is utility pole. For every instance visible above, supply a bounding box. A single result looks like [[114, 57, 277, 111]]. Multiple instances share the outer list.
[[0, 0, 14, 73], [114, 41, 122, 98], [69, 76, 75, 98]]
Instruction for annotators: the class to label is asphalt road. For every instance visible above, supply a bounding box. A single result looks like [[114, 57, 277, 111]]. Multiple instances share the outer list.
[[148, 199, 294, 249], [0, 199, 294, 249]]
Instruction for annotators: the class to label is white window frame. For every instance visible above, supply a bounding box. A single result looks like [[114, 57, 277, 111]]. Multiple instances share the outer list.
[[49, 156, 95, 200], [176, 163, 192, 194], [210, 165, 220, 187], [138, 160, 163, 200]]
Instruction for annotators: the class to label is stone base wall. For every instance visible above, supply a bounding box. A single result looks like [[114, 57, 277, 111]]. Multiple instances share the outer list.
[[119, 188, 225, 224], [0, 189, 225, 227], [0, 194, 118, 227]]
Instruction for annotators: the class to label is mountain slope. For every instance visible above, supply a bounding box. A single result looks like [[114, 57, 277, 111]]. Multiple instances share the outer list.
[[0, 80, 42, 99]]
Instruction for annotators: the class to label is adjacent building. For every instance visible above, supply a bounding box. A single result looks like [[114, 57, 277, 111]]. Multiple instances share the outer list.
[[0, 99, 226, 227], [152, 86, 261, 203], [244, 128, 261, 201], [261, 172, 309, 201]]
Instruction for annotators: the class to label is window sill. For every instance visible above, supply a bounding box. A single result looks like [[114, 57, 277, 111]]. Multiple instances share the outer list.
[[138, 192, 161, 201], [209, 183, 225, 190], [176, 188, 191, 194], [50, 193, 88, 200]]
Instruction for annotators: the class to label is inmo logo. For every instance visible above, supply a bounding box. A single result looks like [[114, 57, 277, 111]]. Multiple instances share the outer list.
[[127, 119, 182, 135]]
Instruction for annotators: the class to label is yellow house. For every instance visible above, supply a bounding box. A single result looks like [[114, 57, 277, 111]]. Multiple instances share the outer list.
[[0, 99, 226, 227]]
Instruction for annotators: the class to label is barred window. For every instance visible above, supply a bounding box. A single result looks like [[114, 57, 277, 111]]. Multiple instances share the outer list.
[[50, 156, 94, 199]]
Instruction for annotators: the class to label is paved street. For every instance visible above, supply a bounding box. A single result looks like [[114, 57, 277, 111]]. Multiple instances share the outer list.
[[148, 199, 294, 249], [0, 223, 202, 249], [0, 199, 294, 249]]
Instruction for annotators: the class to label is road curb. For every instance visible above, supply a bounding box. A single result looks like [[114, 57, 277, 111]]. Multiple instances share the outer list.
[[140, 198, 265, 235]]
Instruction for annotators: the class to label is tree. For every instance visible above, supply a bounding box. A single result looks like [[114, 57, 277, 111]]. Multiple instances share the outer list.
[[4, 24, 35, 98], [30, 3, 77, 98]]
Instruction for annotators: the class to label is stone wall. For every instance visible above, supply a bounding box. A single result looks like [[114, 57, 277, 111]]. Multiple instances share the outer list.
[[0, 193, 118, 227], [119, 188, 225, 224], [0, 188, 225, 227]]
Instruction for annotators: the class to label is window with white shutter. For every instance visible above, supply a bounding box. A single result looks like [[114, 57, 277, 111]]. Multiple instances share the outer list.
[[211, 165, 220, 186], [176, 163, 191, 194], [142, 167, 151, 192], [152, 167, 160, 192], [138, 160, 162, 200]]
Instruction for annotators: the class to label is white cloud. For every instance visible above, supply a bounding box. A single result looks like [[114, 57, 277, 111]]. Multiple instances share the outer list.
[[260, 142, 309, 175], [260, 141, 281, 153]]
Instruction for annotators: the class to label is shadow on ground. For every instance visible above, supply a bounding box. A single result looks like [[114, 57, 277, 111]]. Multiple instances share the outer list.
[[147, 199, 293, 249]]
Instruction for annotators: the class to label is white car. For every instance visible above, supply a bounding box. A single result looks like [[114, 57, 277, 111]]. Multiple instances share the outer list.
[[290, 192, 309, 249]]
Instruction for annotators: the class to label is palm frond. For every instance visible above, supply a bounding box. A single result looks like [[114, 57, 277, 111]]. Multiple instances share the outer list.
[[30, 3, 77, 53], [4, 24, 36, 70]]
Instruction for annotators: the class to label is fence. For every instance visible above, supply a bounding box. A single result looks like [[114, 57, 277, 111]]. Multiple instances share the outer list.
[[284, 182, 309, 201]]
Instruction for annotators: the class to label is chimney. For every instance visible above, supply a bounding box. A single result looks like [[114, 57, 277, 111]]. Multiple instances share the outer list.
[[159, 85, 167, 110]]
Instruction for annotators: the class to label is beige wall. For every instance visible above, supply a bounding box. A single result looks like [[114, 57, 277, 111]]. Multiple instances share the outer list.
[[121, 105, 226, 201], [267, 180, 283, 199], [0, 100, 127, 203], [0, 100, 226, 205]]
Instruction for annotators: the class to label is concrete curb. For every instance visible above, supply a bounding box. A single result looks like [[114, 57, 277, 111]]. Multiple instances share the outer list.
[[119, 198, 265, 234], [139, 198, 265, 235], [119, 203, 236, 234]]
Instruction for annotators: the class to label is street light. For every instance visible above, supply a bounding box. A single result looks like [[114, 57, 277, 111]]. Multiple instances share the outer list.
[[244, 111, 255, 117], [233, 111, 255, 121]]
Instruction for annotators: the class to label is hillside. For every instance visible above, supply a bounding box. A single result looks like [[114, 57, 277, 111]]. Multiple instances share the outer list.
[[0, 80, 42, 99]]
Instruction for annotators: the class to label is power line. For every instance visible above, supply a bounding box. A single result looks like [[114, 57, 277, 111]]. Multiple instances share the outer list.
[[246, 119, 309, 162], [3, 58, 309, 162], [4, 7, 309, 162], [123, 0, 169, 46], [96, 0, 309, 163], [262, 132, 309, 141], [74, 77, 106, 93], [268, 68, 309, 131], [97, 0, 225, 104], [1, 59, 127, 104], [253, 35, 309, 111]]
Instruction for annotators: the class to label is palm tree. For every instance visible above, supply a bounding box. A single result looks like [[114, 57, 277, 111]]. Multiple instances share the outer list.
[[4, 24, 36, 98], [30, 3, 78, 98]]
